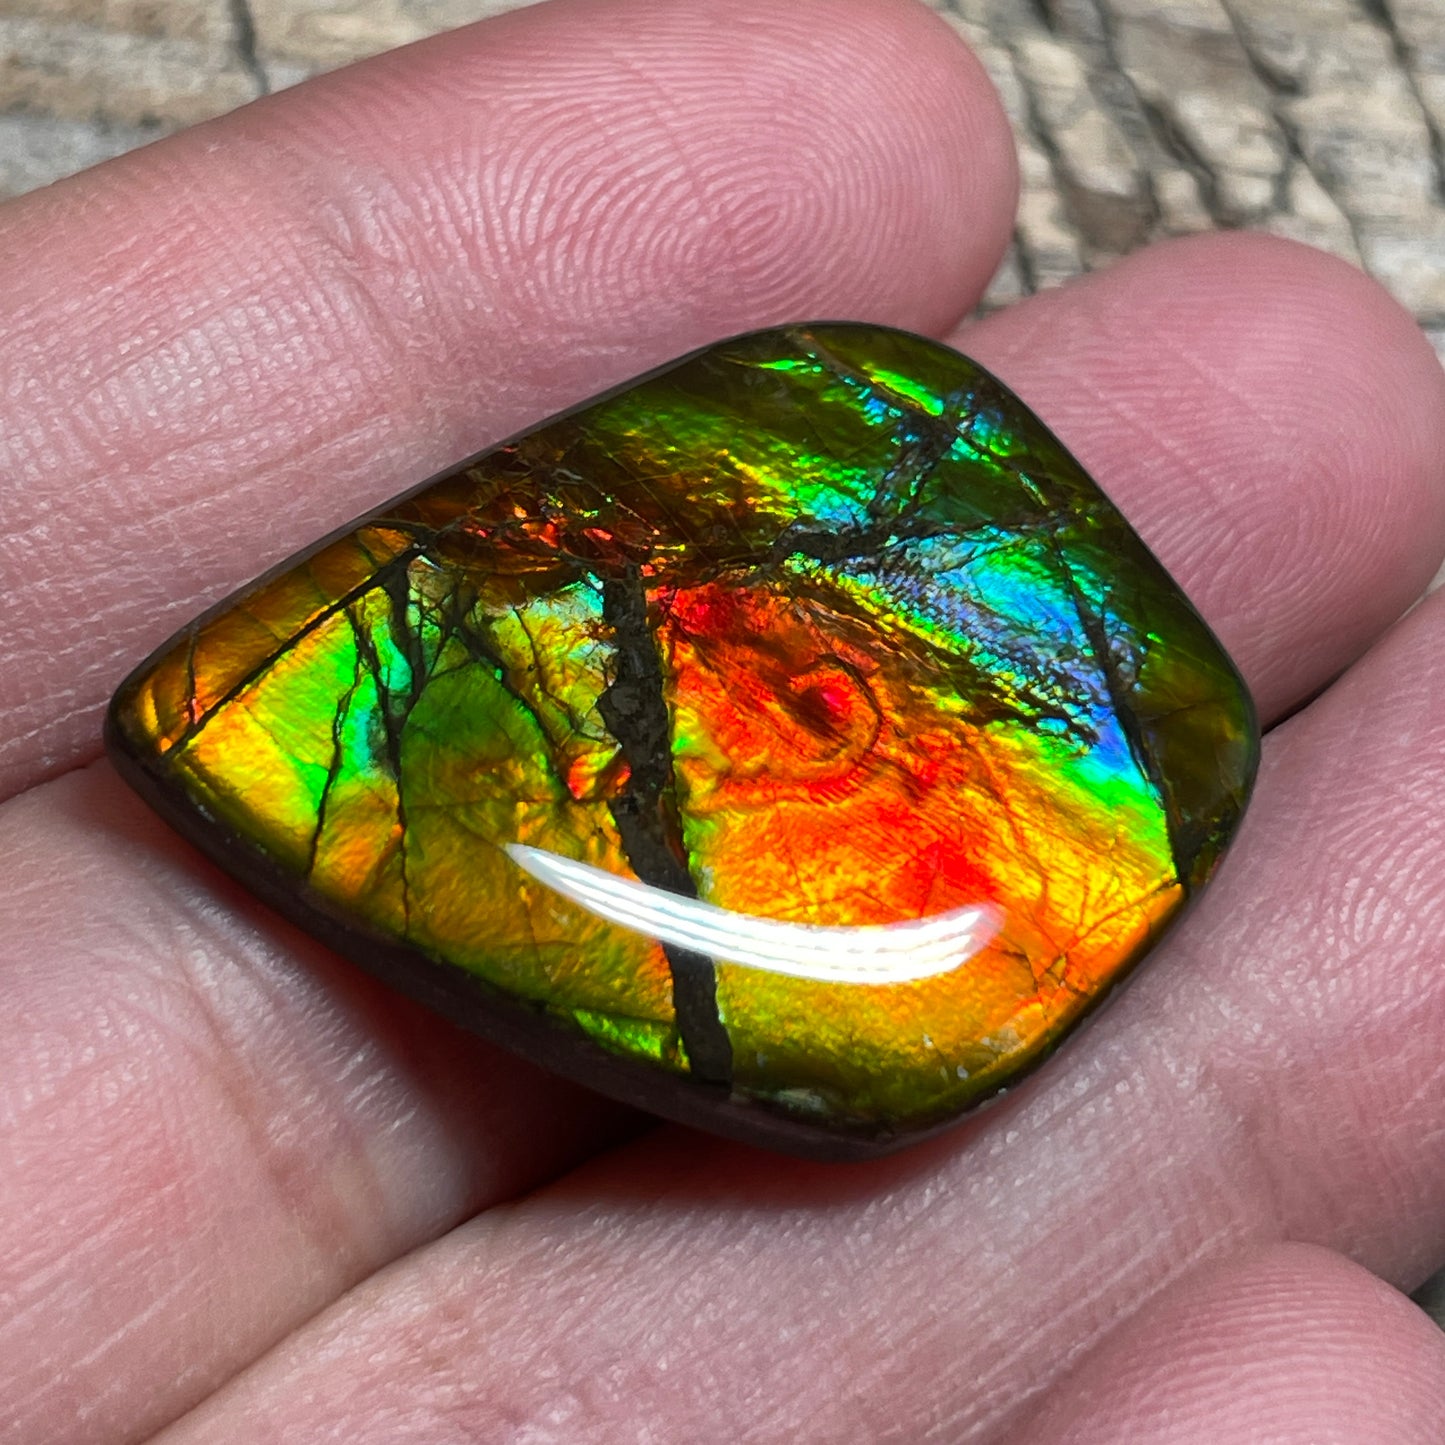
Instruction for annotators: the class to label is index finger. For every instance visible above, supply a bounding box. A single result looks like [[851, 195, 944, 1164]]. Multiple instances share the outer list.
[[0, 0, 1017, 800]]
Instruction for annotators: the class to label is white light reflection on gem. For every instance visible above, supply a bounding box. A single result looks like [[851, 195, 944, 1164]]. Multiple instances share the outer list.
[[506, 844, 1002, 986]]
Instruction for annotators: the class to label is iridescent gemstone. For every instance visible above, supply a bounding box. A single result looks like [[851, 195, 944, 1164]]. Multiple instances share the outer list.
[[107, 324, 1257, 1157]]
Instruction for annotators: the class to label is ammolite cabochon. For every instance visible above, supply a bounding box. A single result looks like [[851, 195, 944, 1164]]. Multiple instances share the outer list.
[[108, 323, 1257, 1157]]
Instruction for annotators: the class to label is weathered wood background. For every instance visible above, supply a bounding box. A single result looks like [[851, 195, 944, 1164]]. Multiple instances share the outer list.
[[2, 0, 1444, 1323]]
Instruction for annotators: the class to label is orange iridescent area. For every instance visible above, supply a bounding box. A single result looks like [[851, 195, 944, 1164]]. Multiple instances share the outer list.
[[108, 324, 1257, 1156]]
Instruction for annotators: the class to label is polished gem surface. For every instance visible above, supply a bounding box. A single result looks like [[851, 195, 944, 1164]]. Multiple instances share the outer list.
[[107, 324, 1257, 1157]]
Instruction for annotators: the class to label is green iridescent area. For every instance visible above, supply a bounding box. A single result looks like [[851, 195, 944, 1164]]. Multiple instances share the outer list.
[[107, 324, 1258, 1158]]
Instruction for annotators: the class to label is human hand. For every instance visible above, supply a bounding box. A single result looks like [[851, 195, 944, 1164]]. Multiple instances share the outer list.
[[3, 1, 1445, 1440]]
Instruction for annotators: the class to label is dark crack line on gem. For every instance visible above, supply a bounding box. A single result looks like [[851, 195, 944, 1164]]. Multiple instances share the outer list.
[[1035, 517, 1189, 894], [785, 328, 967, 520], [306, 632, 366, 882], [182, 627, 201, 725], [869, 402, 969, 524], [1055, 877, 1178, 999], [597, 565, 732, 1087], [447, 609, 571, 782], [507, 603, 610, 748], [764, 513, 975, 570], [785, 327, 947, 427], [381, 565, 426, 710], [163, 544, 426, 755], [351, 594, 418, 933]]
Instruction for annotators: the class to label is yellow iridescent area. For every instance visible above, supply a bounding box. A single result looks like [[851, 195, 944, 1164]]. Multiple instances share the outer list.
[[108, 324, 1257, 1157]]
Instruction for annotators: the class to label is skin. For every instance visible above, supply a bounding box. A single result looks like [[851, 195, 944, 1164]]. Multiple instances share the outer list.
[[2, 0, 1444, 1440]]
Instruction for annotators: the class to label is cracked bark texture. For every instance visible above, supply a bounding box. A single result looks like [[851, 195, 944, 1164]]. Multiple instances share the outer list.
[[3, 0, 1444, 1315]]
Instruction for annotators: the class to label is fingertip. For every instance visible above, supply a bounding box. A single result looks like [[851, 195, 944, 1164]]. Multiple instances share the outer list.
[[1019, 1243, 1445, 1445], [228, 0, 1019, 353]]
